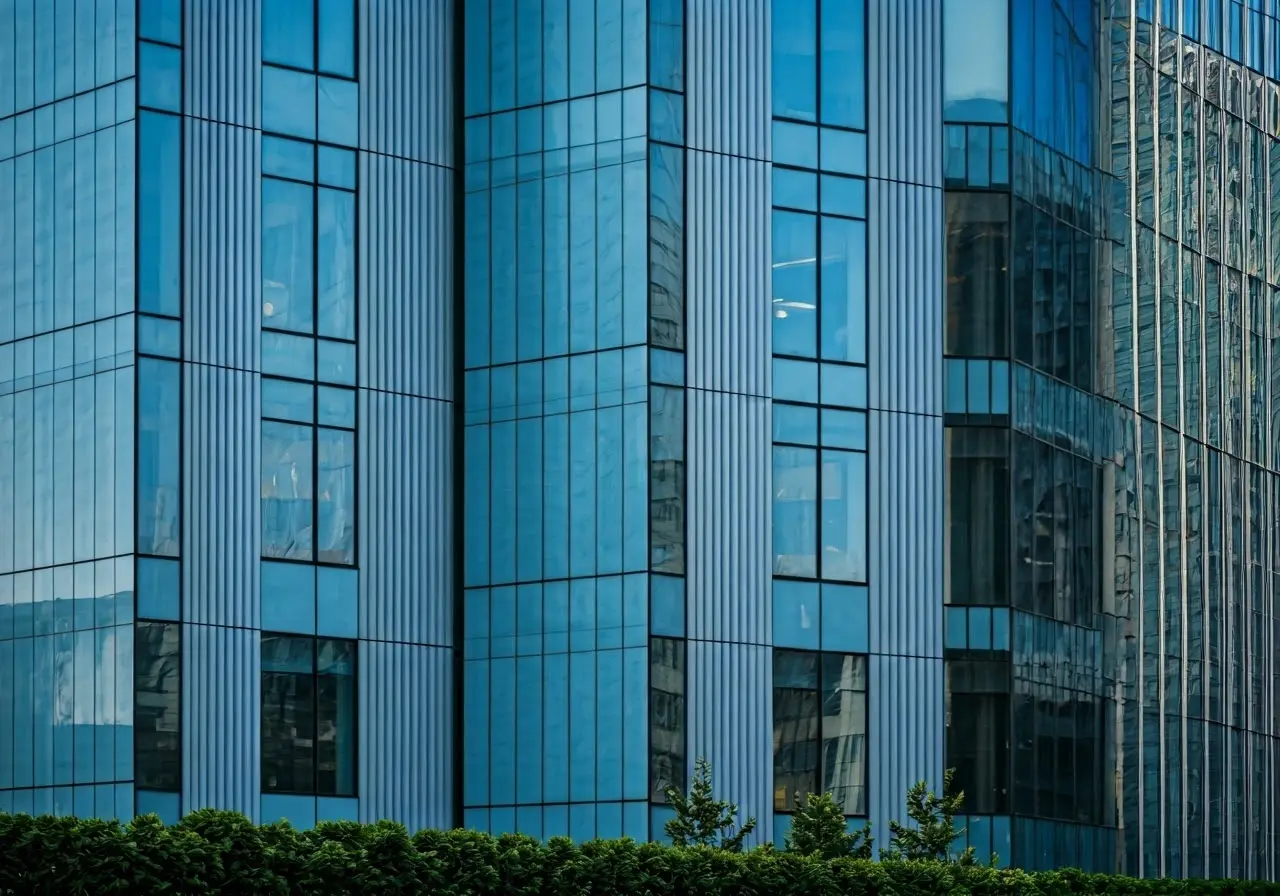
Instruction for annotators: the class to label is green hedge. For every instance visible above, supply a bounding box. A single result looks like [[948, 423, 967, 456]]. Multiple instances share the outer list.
[[0, 809, 1277, 895]]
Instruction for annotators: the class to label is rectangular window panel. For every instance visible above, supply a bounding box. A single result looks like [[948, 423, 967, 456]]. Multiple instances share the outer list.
[[773, 648, 819, 810], [942, 0, 1008, 123], [136, 358, 180, 557], [315, 637, 356, 796], [772, 210, 818, 358], [773, 446, 818, 578], [262, 0, 315, 69], [819, 216, 866, 364], [317, 0, 356, 78], [137, 112, 181, 317], [649, 636, 685, 802], [316, 427, 355, 565], [648, 144, 684, 349], [134, 621, 180, 791], [316, 187, 356, 340], [262, 420, 315, 561], [820, 448, 866, 583], [819, 0, 865, 129], [261, 634, 317, 794], [772, 0, 817, 121], [263, 177, 316, 334], [819, 652, 867, 814], [139, 0, 182, 45], [649, 386, 685, 574], [262, 65, 317, 140], [139, 42, 182, 113]]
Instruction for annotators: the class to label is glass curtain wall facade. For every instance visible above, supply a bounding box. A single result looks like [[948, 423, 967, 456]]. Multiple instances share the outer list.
[[0, 0, 455, 831], [460, 0, 689, 842]]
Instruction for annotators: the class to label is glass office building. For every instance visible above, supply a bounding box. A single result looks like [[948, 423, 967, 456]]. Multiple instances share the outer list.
[[2, 0, 1280, 880]]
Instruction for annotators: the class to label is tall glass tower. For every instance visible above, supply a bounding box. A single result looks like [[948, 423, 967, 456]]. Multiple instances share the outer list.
[[4, 0, 1280, 880]]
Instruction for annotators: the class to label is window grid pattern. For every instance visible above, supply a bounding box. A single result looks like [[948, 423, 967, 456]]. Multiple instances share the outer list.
[[461, 0, 688, 844]]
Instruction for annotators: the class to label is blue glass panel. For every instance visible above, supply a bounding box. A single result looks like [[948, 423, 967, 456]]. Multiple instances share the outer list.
[[136, 789, 180, 824], [516, 661, 545, 808], [772, 0, 817, 120], [317, 188, 356, 340], [262, 66, 317, 140], [138, 112, 181, 316], [261, 561, 316, 634], [773, 446, 818, 577], [463, 660, 490, 804], [316, 428, 355, 565], [139, 42, 182, 113], [821, 583, 868, 653], [316, 386, 354, 429], [773, 120, 819, 168], [318, 0, 356, 77], [261, 421, 315, 561], [943, 0, 1008, 122], [649, 88, 683, 145], [622, 574, 647, 647], [992, 608, 1010, 651], [774, 402, 819, 445], [819, 217, 866, 363], [820, 174, 865, 219], [316, 339, 355, 385], [316, 795, 359, 822], [137, 358, 181, 557], [489, 656, 516, 804], [262, 332, 316, 380], [568, 650, 596, 802], [318, 77, 359, 147], [263, 177, 316, 333], [264, 136, 315, 182], [773, 210, 818, 358], [137, 315, 181, 358], [820, 448, 866, 582], [774, 579, 820, 649], [647, 574, 682, 638], [316, 567, 357, 638], [263, 378, 315, 423], [944, 605, 967, 648], [139, 0, 182, 45], [966, 360, 990, 413], [820, 363, 867, 408], [821, 409, 866, 450], [773, 358, 819, 404], [819, 0, 865, 128], [819, 128, 867, 176], [597, 650, 624, 800], [262, 0, 314, 69], [262, 793, 317, 828], [968, 606, 992, 649], [136, 557, 179, 621], [516, 584, 542, 656], [317, 146, 356, 190], [774, 167, 818, 211]]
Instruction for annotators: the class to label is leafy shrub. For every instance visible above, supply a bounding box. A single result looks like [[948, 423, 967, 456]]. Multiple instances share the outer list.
[[0, 809, 1278, 895]]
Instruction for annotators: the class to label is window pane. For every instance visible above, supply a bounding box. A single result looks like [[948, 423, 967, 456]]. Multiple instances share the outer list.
[[648, 144, 684, 349], [263, 136, 315, 182], [318, 77, 359, 147], [262, 0, 315, 70], [772, 211, 818, 358], [772, 0, 816, 121], [262, 421, 314, 561], [945, 192, 1010, 357], [316, 428, 355, 565], [316, 638, 356, 796], [139, 42, 182, 113], [317, 146, 356, 189], [261, 635, 316, 794], [135, 622, 180, 790], [819, 216, 866, 363], [948, 689, 1010, 814], [318, 0, 356, 77], [773, 649, 819, 811], [317, 188, 356, 340], [650, 386, 685, 574], [262, 178, 315, 333], [137, 358, 180, 557], [947, 428, 1010, 606], [139, 0, 182, 45], [773, 446, 818, 577], [943, 0, 1009, 123], [773, 403, 819, 445], [649, 636, 685, 802], [138, 112, 182, 317], [262, 66, 317, 139], [820, 448, 867, 582], [819, 0, 865, 129], [262, 377, 315, 424], [820, 653, 867, 814]]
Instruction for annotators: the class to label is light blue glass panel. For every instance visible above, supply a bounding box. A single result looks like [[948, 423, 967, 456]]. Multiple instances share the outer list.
[[991, 360, 1010, 414], [515, 655, 543, 804], [543, 652, 569, 805], [819, 0, 866, 129], [773, 120, 818, 169], [651, 804, 676, 845], [262, 66, 317, 140], [73, 630, 95, 782], [516, 419, 543, 583], [821, 409, 866, 450], [773, 812, 793, 849], [462, 807, 488, 831], [597, 576, 623, 650], [968, 606, 992, 649], [316, 796, 359, 822], [623, 800, 647, 841], [772, 0, 817, 121], [489, 587, 516, 658], [317, 188, 355, 340], [0, 640, 10, 788], [942, 0, 1009, 123], [139, 42, 181, 114], [945, 358, 967, 413], [138, 112, 181, 317], [262, 332, 316, 380], [819, 217, 866, 363], [649, 348, 682, 386], [622, 645, 647, 799], [967, 360, 990, 413], [261, 421, 315, 561], [596, 801, 623, 839], [464, 427, 490, 587], [136, 789, 180, 824], [820, 583, 868, 653], [597, 408, 624, 573], [463, 589, 489, 658], [516, 584, 542, 656], [992, 608, 1010, 651], [820, 174, 866, 219], [136, 557, 179, 620], [621, 574, 647, 647], [262, 0, 314, 69], [316, 567, 357, 638], [263, 378, 315, 424], [261, 561, 316, 634], [316, 386, 354, 429], [820, 449, 866, 582], [774, 403, 819, 444], [569, 802, 594, 842], [944, 605, 967, 648], [819, 128, 867, 176], [263, 178, 316, 333], [73, 784, 94, 818], [489, 656, 516, 804], [463, 660, 489, 804], [649, 89, 683, 145], [820, 363, 867, 408], [317, 146, 356, 190], [138, 315, 181, 358], [773, 358, 818, 404], [774, 579, 819, 649], [316, 427, 354, 565], [773, 210, 818, 357], [318, 0, 356, 78], [263, 136, 315, 182], [262, 793, 317, 828], [514, 805, 542, 839], [318, 77, 358, 147], [316, 339, 355, 385], [568, 411, 596, 578], [774, 167, 818, 211], [11, 638, 33, 787], [139, 0, 182, 45], [137, 358, 180, 556], [568, 649, 596, 802], [773, 446, 818, 577]]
